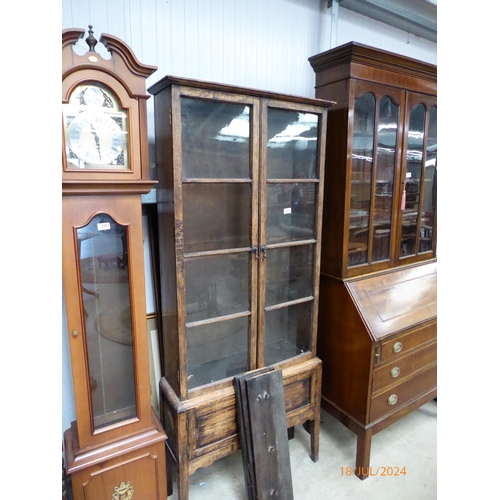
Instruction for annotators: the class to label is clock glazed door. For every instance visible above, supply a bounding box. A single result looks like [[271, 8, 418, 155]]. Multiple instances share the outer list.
[[62, 75, 144, 182], [62, 195, 153, 449]]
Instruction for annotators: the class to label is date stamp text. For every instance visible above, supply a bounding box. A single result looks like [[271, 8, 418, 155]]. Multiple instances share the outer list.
[[340, 466, 407, 477]]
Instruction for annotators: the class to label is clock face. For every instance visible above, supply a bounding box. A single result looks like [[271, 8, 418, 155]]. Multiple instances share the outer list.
[[63, 83, 129, 170]]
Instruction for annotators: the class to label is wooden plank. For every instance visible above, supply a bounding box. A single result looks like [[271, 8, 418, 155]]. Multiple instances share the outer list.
[[235, 369, 294, 500], [235, 368, 274, 500]]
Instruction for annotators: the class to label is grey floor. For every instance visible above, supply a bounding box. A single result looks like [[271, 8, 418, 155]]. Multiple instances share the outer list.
[[168, 400, 437, 500]]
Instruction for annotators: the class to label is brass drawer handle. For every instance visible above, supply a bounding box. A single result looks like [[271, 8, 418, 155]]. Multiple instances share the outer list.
[[392, 341, 403, 353], [390, 367, 400, 378], [388, 394, 398, 405]]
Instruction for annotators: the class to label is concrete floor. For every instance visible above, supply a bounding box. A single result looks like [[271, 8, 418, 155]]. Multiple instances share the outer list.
[[168, 400, 437, 500]]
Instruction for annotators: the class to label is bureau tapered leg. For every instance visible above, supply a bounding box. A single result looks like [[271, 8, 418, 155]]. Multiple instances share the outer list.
[[355, 430, 372, 480]]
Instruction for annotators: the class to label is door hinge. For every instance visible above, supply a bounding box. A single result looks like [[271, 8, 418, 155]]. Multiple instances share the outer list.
[[373, 345, 380, 366]]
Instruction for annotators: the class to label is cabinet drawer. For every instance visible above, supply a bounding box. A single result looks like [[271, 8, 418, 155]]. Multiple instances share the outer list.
[[379, 322, 436, 362], [369, 364, 436, 422], [372, 341, 437, 393]]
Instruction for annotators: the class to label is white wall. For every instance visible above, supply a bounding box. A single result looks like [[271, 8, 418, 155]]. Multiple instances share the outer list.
[[61, 0, 437, 434]]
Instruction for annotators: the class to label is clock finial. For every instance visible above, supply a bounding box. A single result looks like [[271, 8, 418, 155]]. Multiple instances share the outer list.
[[85, 25, 98, 52]]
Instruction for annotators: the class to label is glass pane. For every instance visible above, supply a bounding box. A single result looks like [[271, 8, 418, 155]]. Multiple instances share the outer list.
[[63, 83, 129, 171], [266, 183, 316, 244], [264, 301, 312, 365], [421, 106, 437, 253], [183, 183, 250, 252], [187, 316, 249, 389], [181, 98, 250, 179], [77, 214, 136, 429], [267, 108, 319, 179], [373, 96, 399, 262], [265, 245, 314, 307], [401, 103, 425, 257], [184, 253, 250, 323], [349, 93, 375, 266]]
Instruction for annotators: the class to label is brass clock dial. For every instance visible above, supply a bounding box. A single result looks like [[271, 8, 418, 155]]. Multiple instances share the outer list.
[[63, 83, 129, 170]]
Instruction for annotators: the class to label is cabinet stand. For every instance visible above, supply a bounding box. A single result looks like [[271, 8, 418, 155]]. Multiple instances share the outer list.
[[161, 357, 321, 500]]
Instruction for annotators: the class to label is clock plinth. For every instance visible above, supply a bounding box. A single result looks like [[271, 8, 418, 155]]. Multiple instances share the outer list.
[[62, 27, 168, 499], [64, 410, 167, 500]]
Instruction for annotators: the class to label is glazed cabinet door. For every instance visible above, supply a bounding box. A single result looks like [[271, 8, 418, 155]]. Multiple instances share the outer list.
[[259, 101, 325, 367], [397, 92, 437, 263], [62, 195, 152, 449], [172, 88, 260, 396], [345, 81, 405, 276]]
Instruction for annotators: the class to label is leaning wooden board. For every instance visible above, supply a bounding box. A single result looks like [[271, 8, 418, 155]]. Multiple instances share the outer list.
[[235, 368, 294, 500]]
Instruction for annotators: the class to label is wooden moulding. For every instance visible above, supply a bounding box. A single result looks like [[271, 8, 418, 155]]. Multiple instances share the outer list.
[[64, 410, 167, 474], [148, 75, 334, 109], [309, 41, 437, 95]]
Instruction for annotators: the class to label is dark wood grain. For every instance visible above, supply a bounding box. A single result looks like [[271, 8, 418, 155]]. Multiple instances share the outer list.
[[150, 76, 329, 500], [236, 369, 294, 500], [310, 43, 437, 279]]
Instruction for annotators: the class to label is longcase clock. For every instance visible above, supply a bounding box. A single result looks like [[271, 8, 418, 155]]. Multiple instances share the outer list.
[[62, 26, 168, 500]]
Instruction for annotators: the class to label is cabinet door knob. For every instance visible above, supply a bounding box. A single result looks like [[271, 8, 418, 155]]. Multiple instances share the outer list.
[[392, 341, 403, 353], [388, 394, 398, 405], [390, 367, 400, 378], [72, 330, 79, 337]]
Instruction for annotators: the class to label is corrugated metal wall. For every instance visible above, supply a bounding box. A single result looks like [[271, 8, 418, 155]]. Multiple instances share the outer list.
[[62, 0, 436, 99], [63, 0, 332, 98]]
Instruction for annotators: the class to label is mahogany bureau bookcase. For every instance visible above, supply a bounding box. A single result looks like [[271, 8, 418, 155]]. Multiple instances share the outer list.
[[148, 75, 332, 500], [308, 42, 437, 479]]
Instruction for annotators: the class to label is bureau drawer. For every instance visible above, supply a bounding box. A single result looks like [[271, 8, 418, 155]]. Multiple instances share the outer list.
[[372, 341, 437, 393], [379, 322, 436, 362], [369, 364, 437, 422]]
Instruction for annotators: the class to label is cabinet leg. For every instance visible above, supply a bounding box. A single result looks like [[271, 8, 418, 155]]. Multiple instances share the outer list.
[[309, 419, 319, 462], [355, 430, 372, 480], [177, 456, 189, 500], [166, 445, 174, 497]]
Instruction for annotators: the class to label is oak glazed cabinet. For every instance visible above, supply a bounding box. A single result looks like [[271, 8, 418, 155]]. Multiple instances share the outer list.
[[148, 75, 331, 500], [62, 27, 168, 499], [308, 42, 437, 478]]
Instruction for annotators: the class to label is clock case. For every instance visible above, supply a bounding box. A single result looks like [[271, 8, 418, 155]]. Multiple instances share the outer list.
[[62, 28, 168, 500]]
